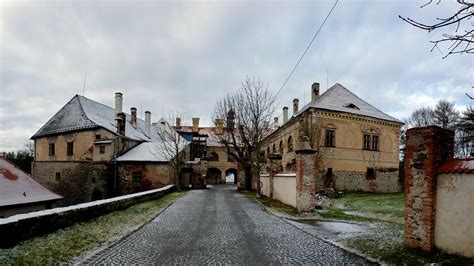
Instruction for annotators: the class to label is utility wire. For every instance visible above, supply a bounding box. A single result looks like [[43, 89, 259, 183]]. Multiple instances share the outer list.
[[275, 0, 338, 97]]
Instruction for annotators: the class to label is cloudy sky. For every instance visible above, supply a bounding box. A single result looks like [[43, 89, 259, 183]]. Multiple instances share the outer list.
[[0, 0, 472, 151]]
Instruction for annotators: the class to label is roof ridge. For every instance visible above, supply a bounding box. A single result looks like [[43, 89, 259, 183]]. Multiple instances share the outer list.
[[76, 95, 100, 128]]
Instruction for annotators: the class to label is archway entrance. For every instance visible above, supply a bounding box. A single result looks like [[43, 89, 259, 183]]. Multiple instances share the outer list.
[[207, 168, 221, 184], [225, 168, 238, 184]]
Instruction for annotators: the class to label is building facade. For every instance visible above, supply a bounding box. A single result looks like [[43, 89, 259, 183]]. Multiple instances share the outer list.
[[261, 82, 403, 193]]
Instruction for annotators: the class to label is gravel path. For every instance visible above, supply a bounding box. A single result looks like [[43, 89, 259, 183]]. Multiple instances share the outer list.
[[82, 184, 370, 264]]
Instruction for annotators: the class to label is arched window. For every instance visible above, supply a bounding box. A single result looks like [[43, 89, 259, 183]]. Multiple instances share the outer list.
[[288, 136, 293, 152], [267, 147, 271, 156], [279, 140, 284, 154], [208, 152, 219, 161], [272, 143, 276, 153]]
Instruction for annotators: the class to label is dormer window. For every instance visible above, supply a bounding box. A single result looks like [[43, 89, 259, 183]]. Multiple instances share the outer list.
[[344, 103, 360, 110]]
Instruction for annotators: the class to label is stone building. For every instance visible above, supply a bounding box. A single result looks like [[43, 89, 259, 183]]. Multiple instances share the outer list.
[[31, 93, 186, 204], [261, 82, 403, 193], [174, 117, 239, 185], [0, 155, 62, 218]]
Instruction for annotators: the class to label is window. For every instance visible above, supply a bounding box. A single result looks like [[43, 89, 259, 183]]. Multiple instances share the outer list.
[[99, 145, 106, 154], [208, 152, 219, 161], [366, 168, 376, 180], [95, 134, 101, 140], [267, 147, 270, 156], [279, 140, 284, 154], [288, 136, 293, 152], [67, 141, 74, 156], [49, 143, 55, 156], [363, 134, 380, 151], [132, 171, 142, 185], [272, 143, 276, 153], [55, 172, 61, 182], [325, 129, 335, 147]]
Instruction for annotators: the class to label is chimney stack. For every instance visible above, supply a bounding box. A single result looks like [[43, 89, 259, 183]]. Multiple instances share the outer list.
[[115, 92, 123, 115], [273, 117, 279, 128], [215, 118, 224, 135], [176, 117, 181, 129], [293, 98, 299, 116], [145, 111, 151, 137], [192, 117, 200, 133], [311, 82, 320, 102], [116, 112, 126, 135], [131, 107, 137, 128], [283, 106, 288, 124]]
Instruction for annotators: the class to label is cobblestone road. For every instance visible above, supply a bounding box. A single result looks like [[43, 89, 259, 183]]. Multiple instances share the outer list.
[[83, 185, 371, 264]]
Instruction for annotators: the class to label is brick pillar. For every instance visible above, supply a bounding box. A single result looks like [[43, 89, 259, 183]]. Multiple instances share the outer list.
[[268, 153, 282, 199], [404, 126, 454, 252], [295, 136, 317, 212]]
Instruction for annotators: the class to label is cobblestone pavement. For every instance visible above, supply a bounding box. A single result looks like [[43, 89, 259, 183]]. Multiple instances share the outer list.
[[82, 185, 371, 264]]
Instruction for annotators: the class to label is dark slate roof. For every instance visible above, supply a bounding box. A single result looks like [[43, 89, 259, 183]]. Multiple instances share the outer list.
[[32, 95, 150, 141], [0, 156, 62, 207], [298, 83, 403, 124]]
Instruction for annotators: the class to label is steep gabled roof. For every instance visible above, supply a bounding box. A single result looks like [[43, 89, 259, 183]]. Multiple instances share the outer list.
[[298, 83, 403, 124], [32, 95, 152, 141], [0, 156, 62, 207]]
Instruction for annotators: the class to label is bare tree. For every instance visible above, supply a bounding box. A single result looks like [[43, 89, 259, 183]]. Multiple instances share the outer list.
[[153, 115, 189, 192], [399, 0, 473, 58], [405, 106, 435, 127], [214, 77, 276, 197], [457, 106, 474, 157], [433, 99, 460, 129]]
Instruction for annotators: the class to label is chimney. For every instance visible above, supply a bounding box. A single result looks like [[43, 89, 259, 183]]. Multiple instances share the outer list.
[[215, 118, 224, 135], [175, 117, 181, 129], [131, 107, 137, 128], [293, 98, 299, 116], [283, 106, 288, 124], [192, 117, 200, 133], [311, 82, 320, 102], [263, 120, 269, 130], [115, 92, 123, 115], [116, 112, 126, 135], [145, 111, 151, 137], [273, 117, 279, 128]]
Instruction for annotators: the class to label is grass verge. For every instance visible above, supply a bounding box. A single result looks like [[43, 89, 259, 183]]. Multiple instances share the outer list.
[[241, 191, 473, 265], [0, 191, 184, 265]]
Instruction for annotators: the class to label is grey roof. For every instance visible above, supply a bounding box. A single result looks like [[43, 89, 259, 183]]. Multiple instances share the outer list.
[[32, 95, 152, 141], [298, 83, 403, 124], [0, 156, 62, 207], [116, 118, 188, 162]]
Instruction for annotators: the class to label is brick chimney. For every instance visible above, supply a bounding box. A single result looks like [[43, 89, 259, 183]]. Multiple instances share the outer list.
[[293, 98, 299, 116], [311, 82, 320, 102], [145, 111, 151, 137], [175, 117, 181, 129], [131, 107, 137, 128], [283, 107, 288, 124], [192, 117, 200, 133], [116, 112, 126, 135], [115, 92, 123, 115], [215, 118, 224, 135], [273, 117, 279, 128]]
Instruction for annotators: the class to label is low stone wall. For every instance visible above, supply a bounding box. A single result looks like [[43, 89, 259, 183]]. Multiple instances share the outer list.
[[333, 169, 400, 193], [0, 185, 175, 248], [435, 172, 474, 258]]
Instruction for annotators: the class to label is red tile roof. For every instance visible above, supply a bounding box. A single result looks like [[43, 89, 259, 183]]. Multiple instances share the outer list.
[[438, 158, 474, 174], [0, 156, 62, 207]]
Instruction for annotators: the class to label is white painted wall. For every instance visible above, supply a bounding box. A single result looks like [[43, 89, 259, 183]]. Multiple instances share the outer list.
[[260, 174, 296, 208], [435, 173, 474, 258]]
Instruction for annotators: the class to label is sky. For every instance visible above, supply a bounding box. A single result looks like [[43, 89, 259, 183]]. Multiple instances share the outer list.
[[0, 0, 473, 152]]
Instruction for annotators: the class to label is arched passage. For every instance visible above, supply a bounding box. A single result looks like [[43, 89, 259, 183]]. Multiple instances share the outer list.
[[225, 168, 238, 184], [207, 168, 222, 185]]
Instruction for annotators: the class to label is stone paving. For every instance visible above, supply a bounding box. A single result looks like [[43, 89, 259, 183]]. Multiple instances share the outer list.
[[82, 184, 371, 264]]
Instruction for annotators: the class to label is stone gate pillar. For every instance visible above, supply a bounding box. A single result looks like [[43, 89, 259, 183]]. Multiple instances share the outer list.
[[268, 153, 282, 199], [295, 136, 317, 212], [404, 126, 454, 252]]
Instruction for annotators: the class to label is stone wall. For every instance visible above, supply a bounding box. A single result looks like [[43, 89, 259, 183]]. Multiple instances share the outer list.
[[0, 185, 175, 248], [331, 168, 399, 193], [404, 126, 454, 253]]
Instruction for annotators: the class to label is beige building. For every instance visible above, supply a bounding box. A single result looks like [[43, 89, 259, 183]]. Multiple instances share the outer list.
[[31, 93, 186, 204], [261, 82, 403, 193]]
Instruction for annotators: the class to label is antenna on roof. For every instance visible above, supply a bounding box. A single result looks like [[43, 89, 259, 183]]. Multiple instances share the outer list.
[[82, 70, 87, 96]]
